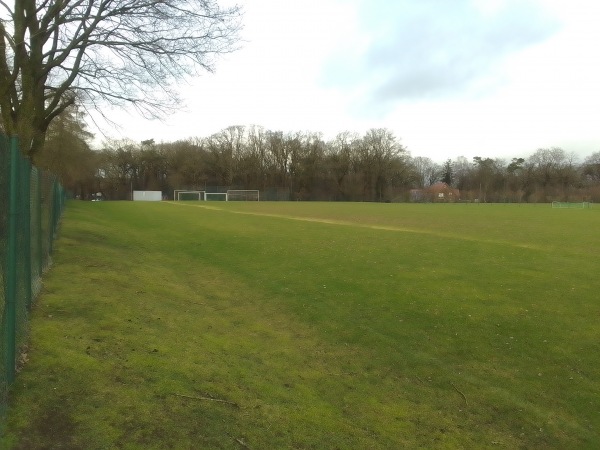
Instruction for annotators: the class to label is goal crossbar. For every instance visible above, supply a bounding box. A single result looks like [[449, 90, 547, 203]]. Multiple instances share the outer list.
[[175, 190, 205, 201], [227, 189, 260, 201]]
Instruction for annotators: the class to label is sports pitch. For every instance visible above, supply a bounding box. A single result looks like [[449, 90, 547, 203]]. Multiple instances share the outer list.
[[3, 201, 599, 448]]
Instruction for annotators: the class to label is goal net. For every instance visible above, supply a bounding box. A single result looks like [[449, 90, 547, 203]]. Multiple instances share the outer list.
[[227, 190, 260, 201], [551, 201, 591, 209], [205, 192, 228, 201], [174, 189, 259, 202], [175, 190, 205, 201]]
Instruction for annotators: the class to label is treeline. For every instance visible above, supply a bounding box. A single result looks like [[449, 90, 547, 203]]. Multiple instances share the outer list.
[[94, 127, 409, 201], [36, 109, 600, 202]]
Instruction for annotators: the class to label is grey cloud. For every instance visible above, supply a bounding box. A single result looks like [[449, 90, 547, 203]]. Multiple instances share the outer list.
[[322, 0, 561, 111]]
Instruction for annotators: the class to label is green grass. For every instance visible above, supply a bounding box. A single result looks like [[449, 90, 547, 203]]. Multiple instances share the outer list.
[[2, 201, 599, 449]]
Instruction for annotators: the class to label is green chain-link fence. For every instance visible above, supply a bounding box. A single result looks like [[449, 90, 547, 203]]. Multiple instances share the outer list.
[[0, 135, 65, 415]]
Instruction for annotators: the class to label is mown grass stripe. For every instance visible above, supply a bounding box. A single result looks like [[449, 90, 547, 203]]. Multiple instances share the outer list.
[[167, 201, 545, 250]]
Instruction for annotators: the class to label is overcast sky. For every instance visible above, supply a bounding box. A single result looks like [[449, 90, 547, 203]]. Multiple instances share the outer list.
[[92, 0, 600, 163]]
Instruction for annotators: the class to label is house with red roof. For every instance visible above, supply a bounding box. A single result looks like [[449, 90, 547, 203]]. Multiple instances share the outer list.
[[410, 182, 460, 202]]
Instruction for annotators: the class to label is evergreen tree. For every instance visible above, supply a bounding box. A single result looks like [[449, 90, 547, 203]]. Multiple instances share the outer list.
[[441, 159, 453, 185]]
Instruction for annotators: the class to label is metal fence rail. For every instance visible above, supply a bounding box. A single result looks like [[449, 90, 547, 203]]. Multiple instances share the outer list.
[[0, 135, 65, 415]]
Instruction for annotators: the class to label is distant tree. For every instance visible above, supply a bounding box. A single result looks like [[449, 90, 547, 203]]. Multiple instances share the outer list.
[[582, 152, 600, 183], [292, 132, 326, 200], [205, 126, 245, 186], [441, 159, 453, 185], [505, 157, 526, 202], [410, 156, 440, 188], [526, 148, 579, 200], [163, 139, 208, 193], [35, 105, 96, 197], [266, 131, 291, 190], [507, 157, 525, 174], [452, 156, 472, 192], [358, 128, 406, 201], [136, 143, 168, 191], [580, 151, 600, 201], [472, 156, 503, 202], [97, 139, 138, 199], [327, 132, 358, 200], [244, 126, 269, 190], [0, 0, 242, 159]]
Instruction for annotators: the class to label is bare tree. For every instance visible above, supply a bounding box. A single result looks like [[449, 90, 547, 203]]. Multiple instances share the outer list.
[[583, 151, 600, 183], [327, 131, 358, 200], [451, 156, 471, 191], [0, 0, 242, 159], [205, 125, 245, 186], [358, 128, 405, 201], [410, 156, 439, 188]]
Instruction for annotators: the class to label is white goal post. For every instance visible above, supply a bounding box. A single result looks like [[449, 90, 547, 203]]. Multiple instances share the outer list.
[[551, 201, 591, 209], [174, 190, 205, 201], [227, 190, 260, 201]]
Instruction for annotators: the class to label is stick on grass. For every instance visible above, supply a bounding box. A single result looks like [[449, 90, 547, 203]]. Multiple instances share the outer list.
[[450, 382, 468, 406], [172, 393, 239, 408]]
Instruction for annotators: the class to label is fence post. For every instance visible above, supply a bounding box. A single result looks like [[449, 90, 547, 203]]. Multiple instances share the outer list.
[[49, 179, 57, 254], [23, 159, 32, 310], [37, 169, 43, 276], [3, 136, 19, 384]]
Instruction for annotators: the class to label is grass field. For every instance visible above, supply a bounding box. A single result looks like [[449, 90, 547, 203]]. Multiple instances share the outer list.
[[2, 201, 599, 448]]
